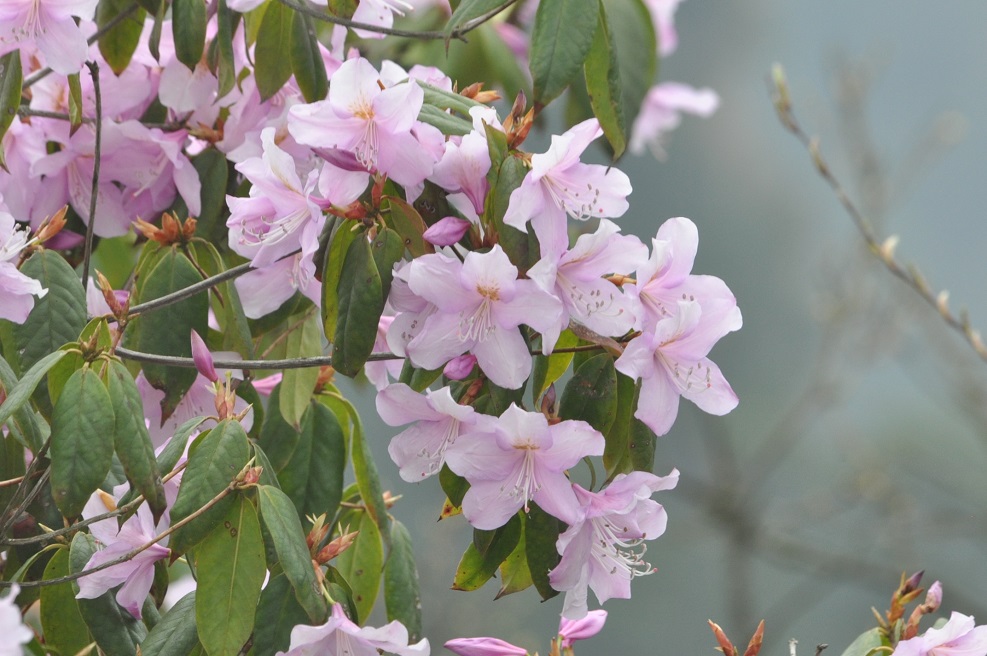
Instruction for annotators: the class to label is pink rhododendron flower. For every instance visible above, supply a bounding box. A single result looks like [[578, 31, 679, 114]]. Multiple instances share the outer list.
[[445, 404, 604, 529], [288, 57, 436, 188], [550, 470, 678, 619], [444, 637, 527, 656], [558, 609, 607, 648], [0, 210, 46, 324], [376, 383, 484, 482], [891, 612, 987, 656], [0, 583, 32, 654], [615, 299, 738, 436], [234, 251, 321, 319], [0, 0, 98, 74], [430, 130, 491, 215], [644, 0, 683, 56], [503, 118, 631, 254], [365, 315, 405, 391], [76, 487, 171, 619], [277, 603, 429, 656], [402, 246, 561, 389], [630, 82, 719, 159], [423, 216, 472, 246]]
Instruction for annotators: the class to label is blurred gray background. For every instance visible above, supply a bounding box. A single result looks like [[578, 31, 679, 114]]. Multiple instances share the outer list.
[[347, 2, 987, 653]]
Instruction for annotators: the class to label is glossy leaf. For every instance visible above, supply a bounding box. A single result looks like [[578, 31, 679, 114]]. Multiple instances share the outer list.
[[279, 310, 322, 428], [290, 10, 328, 103], [252, 574, 310, 656], [134, 249, 208, 419], [0, 51, 21, 149], [40, 548, 92, 656], [453, 514, 521, 591], [332, 233, 383, 377], [559, 353, 618, 434], [255, 0, 294, 101], [279, 401, 345, 521], [69, 533, 149, 655], [140, 592, 201, 656], [628, 417, 656, 473], [607, 0, 657, 134], [173, 0, 207, 70], [385, 520, 423, 641], [603, 372, 638, 476], [524, 503, 561, 601], [257, 484, 328, 623], [195, 496, 266, 656], [337, 510, 384, 623], [168, 419, 250, 556], [529, 0, 598, 107], [584, 1, 626, 157], [51, 367, 114, 517], [106, 359, 167, 520], [382, 195, 432, 258], [531, 329, 578, 403], [322, 220, 360, 338], [14, 250, 87, 373], [97, 0, 147, 74]]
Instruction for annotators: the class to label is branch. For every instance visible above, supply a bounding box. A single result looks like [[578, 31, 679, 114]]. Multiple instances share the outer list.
[[81, 61, 102, 291], [770, 64, 987, 364], [126, 260, 258, 317]]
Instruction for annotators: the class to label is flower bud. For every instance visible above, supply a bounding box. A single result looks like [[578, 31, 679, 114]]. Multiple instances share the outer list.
[[190, 330, 219, 383], [558, 610, 607, 648], [423, 216, 471, 246], [443, 354, 476, 380]]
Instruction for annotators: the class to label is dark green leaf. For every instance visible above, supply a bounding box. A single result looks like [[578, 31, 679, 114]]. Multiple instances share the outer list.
[[439, 463, 469, 508], [485, 154, 539, 273], [628, 417, 656, 472], [40, 548, 91, 656], [168, 419, 250, 555], [384, 520, 422, 641], [252, 574, 309, 655], [14, 250, 87, 373], [559, 353, 618, 434], [188, 149, 229, 235], [134, 249, 208, 419], [106, 360, 167, 520], [173, 0, 207, 70], [322, 220, 360, 338], [529, 0, 599, 107], [216, 0, 237, 98], [398, 360, 443, 392], [67, 73, 83, 134], [257, 485, 329, 623], [279, 311, 322, 428], [531, 329, 578, 404], [336, 510, 383, 623], [0, 352, 47, 452], [371, 227, 404, 301], [257, 385, 301, 473], [0, 350, 66, 433], [584, 1, 626, 157], [255, 1, 294, 101], [97, 0, 147, 74], [45, 348, 82, 408], [342, 399, 390, 538], [452, 514, 521, 590], [195, 496, 266, 656], [157, 417, 208, 475], [70, 533, 148, 655], [496, 515, 533, 598], [0, 51, 22, 148], [290, 10, 328, 103], [382, 196, 432, 258], [523, 503, 561, 600], [141, 592, 201, 656], [603, 372, 637, 476], [279, 401, 345, 522], [332, 234, 383, 377], [51, 367, 114, 517], [607, 0, 657, 134]]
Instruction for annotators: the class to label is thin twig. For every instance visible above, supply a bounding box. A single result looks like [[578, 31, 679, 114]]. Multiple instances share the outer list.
[[126, 260, 258, 317], [770, 65, 987, 364], [0, 439, 52, 538], [16, 107, 190, 132], [81, 60, 102, 291], [23, 3, 141, 90]]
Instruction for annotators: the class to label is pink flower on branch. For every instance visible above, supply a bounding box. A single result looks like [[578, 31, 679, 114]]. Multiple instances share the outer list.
[[630, 82, 719, 159], [0, 210, 46, 324], [892, 612, 987, 656], [444, 637, 528, 656], [277, 603, 429, 656], [0, 0, 97, 74]]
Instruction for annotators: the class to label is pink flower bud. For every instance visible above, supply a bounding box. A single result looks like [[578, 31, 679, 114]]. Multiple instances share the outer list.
[[924, 580, 943, 612], [190, 330, 219, 382], [444, 637, 528, 656], [423, 216, 471, 246], [443, 354, 477, 380], [559, 610, 607, 647]]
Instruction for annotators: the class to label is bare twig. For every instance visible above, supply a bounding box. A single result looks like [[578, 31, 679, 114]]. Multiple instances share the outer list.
[[81, 60, 102, 291]]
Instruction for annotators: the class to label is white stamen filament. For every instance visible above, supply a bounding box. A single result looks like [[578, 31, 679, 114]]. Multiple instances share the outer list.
[[590, 516, 654, 580], [544, 176, 602, 221], [502, 445, 540, 512], [0, 223, 33, 264], [557, 272, 623, 323], [239, 208, 311, 249], [459, 287, 498, 342], [415, 418, 461, 478]]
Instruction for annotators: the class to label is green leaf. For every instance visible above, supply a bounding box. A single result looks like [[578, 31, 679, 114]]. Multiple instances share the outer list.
[[439, 463, 469, 508], [188, 149, 230, 236], [371, 227, 405, 301], [255, 1, 294, 101], [67, 73, 83, 134], [444, 0, 509, 39], [173, 0, 207, 70], [839, 628, 887, 656], [140, 592, 201, 656], [70, 533, 149, 655], [134, 249, 208, 419], [531, 329, 578, 403], [332, 233, 383, 377], [398, 360, 443, 392], [257, 386, 301, 473], [603, 372, 637, 476], [628, 417, 656, 472], [158, 417, 208, 476], [0, 51, 22, 149], [336, 510, 383, 623], [45, 347, 82, 407], [340, 398, 390, 538], [523, 503, 561, 600], [195, 496, 266, 656], [583, 1, 626, 157], [14, 250, 87, 373], [496, 516, 533, 598], [168, 419, 250, 556], [529, 0, 599, 107], [50, 367, 115, 517], [0, 355, 47, 452], [252, 574, 310, 655], [0, 350, 66, 434], [97, 0, 147, 75], [559, 353, 618, 434], [453, 514, 521, 591], [322, 220, 360, 339], [106, 360, 167, 520], [290, 10, 328, 103], [417, 104, 474, 136], [384, 520, 422, 641], [216, 0, 237, 98], [279, 311, 322, 428], [485, 153, 539, 273], [257, 485, 329, 623], [382, 196, 432, 258], [40, 548, 92, 656], [607, 0, 657, 134], [419, 82, 483, 116], [279, 401, 345, 522]]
